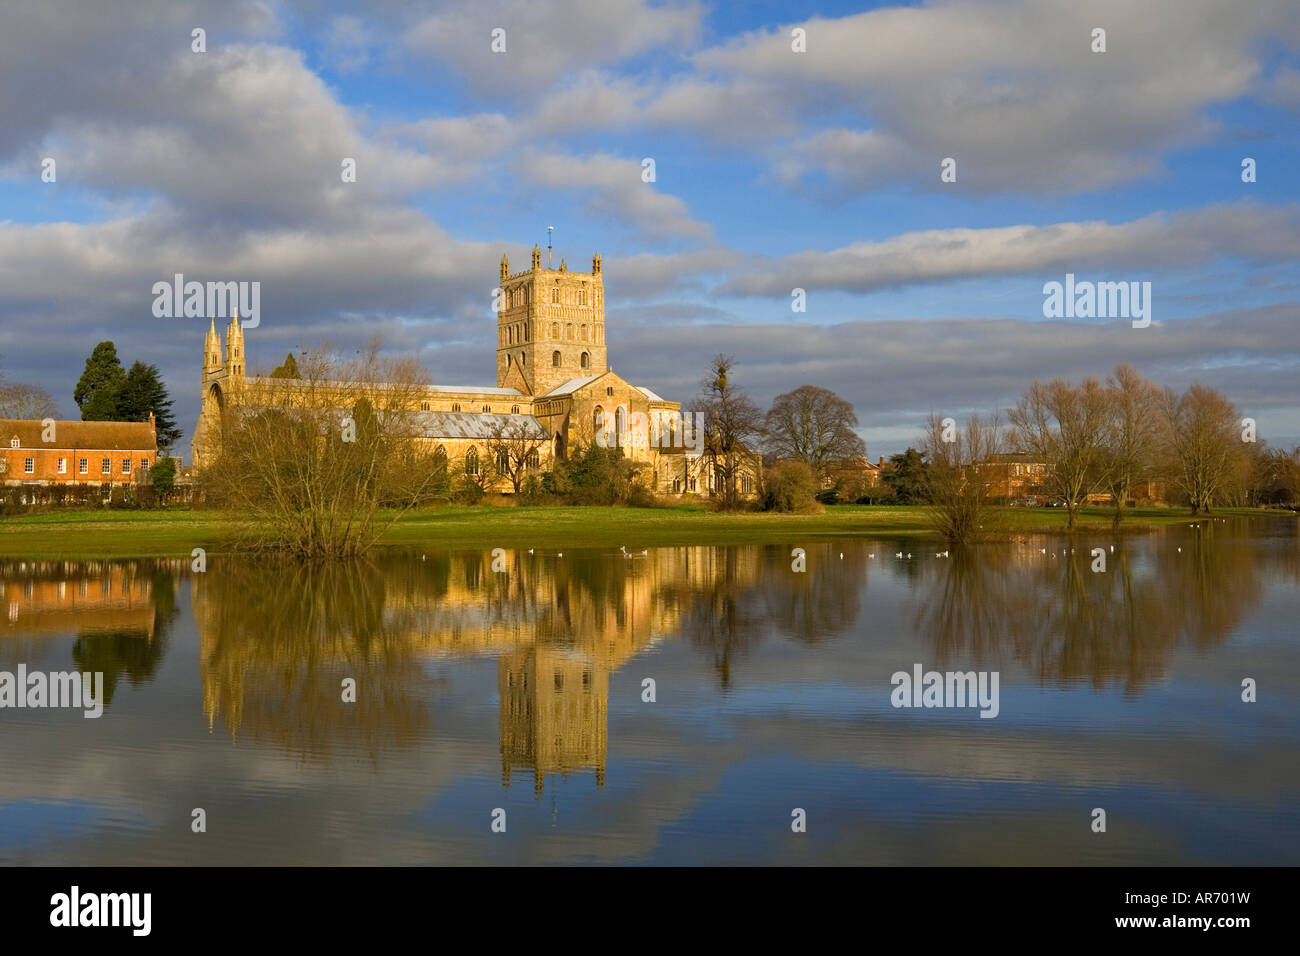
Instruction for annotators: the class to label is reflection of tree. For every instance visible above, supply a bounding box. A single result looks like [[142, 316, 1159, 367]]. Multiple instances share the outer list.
[[915, 524, 1264, 691], [761, 543, 864, 643], [194, 560, 436, 762]]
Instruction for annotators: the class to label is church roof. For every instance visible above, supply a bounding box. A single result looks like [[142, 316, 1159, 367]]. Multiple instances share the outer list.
[[412, 411, 547, 441], [538, 375, 603, 397], [636, 385, 666, 402]]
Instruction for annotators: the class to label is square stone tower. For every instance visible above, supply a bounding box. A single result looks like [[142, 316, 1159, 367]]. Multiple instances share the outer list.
[[497, 246, 606, 395]]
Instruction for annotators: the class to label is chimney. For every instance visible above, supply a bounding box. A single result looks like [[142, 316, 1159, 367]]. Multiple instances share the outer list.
[[878, 456, 884, 467]]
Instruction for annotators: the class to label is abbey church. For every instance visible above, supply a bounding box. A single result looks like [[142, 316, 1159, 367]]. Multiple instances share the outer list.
[[192, 245, 752, 497]]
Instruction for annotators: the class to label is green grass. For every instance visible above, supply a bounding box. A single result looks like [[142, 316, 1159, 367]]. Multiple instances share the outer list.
[[0, 503, 1291, 559]]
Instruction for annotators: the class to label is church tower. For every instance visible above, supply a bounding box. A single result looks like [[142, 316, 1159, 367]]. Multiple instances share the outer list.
[[225, 312, 245, 382], [496, 245, 607, 395]]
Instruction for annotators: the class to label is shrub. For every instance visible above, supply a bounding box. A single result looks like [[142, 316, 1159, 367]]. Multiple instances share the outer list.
[[762, 460, 821, 512]]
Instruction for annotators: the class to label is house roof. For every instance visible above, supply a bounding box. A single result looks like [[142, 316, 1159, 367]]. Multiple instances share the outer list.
[[412, 412, 548, 441], [3, 419, 157, 451]]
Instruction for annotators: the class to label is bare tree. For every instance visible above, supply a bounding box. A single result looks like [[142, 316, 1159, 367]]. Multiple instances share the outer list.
[[1156, 383, 1247, 514], [924, 411, 1003, 545], [691, 354, 763, 510], [764, 384, 865, 479], [1099, 363, 1161, 528], [200, 339, 444, 558], [0, 381, 58, 419], [485, 418, 548, 494], [1009, 377, 1112, 529]]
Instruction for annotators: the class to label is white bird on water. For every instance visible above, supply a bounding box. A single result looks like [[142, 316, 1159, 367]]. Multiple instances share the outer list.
[[839, 552, 844, 559], [896, 552, 903, 559]]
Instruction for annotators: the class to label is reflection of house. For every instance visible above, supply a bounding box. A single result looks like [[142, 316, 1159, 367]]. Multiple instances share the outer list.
[[1, 562, 156, 637], [1, 418, 157, 498]]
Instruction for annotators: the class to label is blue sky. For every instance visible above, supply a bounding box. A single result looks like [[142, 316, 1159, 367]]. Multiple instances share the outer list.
[[1, 0, 1299, 458]]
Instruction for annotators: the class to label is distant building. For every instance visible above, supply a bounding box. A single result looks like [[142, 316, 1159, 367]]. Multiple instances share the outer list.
[[1, 416, 158, 499], [977, 453, 1049, 500]]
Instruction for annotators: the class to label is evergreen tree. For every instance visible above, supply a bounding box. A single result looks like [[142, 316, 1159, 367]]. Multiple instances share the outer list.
[[74, 341, 126, 421], [120, 361, 182, 449], [882, 448, 931, 503], [270, 352, 301, 378], [150, 455, 177, 502]]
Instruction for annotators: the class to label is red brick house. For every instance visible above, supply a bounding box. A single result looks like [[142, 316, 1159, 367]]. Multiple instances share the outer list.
[[1, 416, 158, 494]]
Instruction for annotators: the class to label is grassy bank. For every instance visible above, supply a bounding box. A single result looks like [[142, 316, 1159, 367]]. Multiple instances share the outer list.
[[0, 503, 1291, 559]]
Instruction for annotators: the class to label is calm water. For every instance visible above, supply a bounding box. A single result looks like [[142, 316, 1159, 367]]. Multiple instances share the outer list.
[[1, 519, 1297, 865]]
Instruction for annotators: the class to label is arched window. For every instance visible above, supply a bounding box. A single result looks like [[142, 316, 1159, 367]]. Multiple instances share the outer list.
[[526, 449, 540, 469], [615, 406, 626, 447], [579, 289, 587, 305], [511, 405, 520, 414], [465, 447, 479, 476], [420, 401, 430, 411], [452, 403, 461, 412], [434, 445, 447, 466], [508, 327, 514, 345], [580, 352, 590, 369], [497, 449, 510, 474], [552, 351, 561, 367], [581, 324, 587, 340], [593, 405, 604, 436], [566, 323, 573, 339], [551, 288, 559, 304], [482, 404, 490, 413], [551, 322, 559, 337]]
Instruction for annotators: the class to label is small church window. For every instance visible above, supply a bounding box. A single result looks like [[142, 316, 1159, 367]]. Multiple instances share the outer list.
[[552, 322, 559, 337], [511, 405, 520, 414], [551, 288, 559, 304], [452, 403, 461, 412], [421, 402, 430, 411], [580, 352, 590, 369], [482, 404, 490, 413], [552, 351, 561, 367], [465, 447, 479, 476], [606, 387, 613, 396], [579, 289, 587, 305]]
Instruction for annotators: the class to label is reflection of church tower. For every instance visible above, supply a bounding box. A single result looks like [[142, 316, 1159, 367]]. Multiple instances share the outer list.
[[498, 646, 608, 793]]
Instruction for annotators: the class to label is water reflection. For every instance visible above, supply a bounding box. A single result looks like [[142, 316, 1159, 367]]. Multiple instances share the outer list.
[[1, 559, 179, 705], [912, 522, 1265, 692], [0, 522, 1290, 788]]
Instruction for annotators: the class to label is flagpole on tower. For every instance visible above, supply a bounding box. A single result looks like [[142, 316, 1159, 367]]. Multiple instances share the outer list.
[[547, 226, 554, 269]]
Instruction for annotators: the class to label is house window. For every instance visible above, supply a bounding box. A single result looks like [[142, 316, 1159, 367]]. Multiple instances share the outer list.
[[552, 351, 561, 367], [141, 459, 149, 472], [8, 438, 17, 448], [580, 352, 590, 369], [101, 458, 111, 475], [79, 458, 88, 475], [122, 459, 131, 475], [465, 447, 479, 476], [24, 457, 33, 474], [57, 458, 67, 474]]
